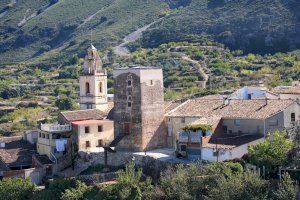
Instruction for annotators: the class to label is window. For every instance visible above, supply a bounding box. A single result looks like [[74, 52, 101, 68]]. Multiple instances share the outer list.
[[150, 80, 153, 85], [127, 102, 132, 108], [291, 113, 295, 122], [128, 95, 132, 101], [42, 133, 45, 138], [269, 119, 278, 126], [213, 151, 219, 157], [46, 134, 49, 139], [98, 125, 103, 132], [86, 82, 90, 94], [87, 104, 93, 109], [85, 126, 90, 133], [223, 126, 227, 133], [124, 123, 131, 135], [86, 141, 90, 148], [39, 133, 41, 137], [99, 82, 103, 93], [181, 118, 185, 123], [98, 139, 103, 146], [127, 80, 132, 87], [180, 145, 186, 151], [234, 119, 241, 126]]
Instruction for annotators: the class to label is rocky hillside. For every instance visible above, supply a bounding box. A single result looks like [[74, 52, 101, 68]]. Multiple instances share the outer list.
[[0, 0, 299, 66]]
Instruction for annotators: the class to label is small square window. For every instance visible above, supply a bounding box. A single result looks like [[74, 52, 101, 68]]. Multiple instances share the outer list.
[[213, 151, 219, 157], [98, 125, 103, 132], [269, 119, 278, 126], [291, 113, 295, 122], [181, 118, 185, 123], [85, 126, 90, 133], [86, 141, 90, 148], [128, 102, 132, 107], [127, 80, 132, 87], [234, 119, 241, 126]]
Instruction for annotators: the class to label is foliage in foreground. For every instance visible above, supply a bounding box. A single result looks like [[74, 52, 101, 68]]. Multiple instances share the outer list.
[[248, 131, 294, 174], [0, 178, 35, 200], [1, 161, 298, 200]]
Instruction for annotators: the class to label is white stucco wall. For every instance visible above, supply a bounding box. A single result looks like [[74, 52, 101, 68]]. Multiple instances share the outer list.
[[201, 138, 264, 162]]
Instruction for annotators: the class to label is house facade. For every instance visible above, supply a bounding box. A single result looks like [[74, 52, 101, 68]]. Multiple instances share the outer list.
[[166, 98, 299, 161], [36, 45, 114, 172]]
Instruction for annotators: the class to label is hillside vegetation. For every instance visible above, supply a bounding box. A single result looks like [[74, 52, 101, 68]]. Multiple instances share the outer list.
[[0, 0, 172, 66], [138, 0, 300, 54], [0, 0, 299, 66]]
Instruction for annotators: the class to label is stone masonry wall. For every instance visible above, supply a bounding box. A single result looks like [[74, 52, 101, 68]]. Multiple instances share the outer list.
[[114, 72, 142, 151]]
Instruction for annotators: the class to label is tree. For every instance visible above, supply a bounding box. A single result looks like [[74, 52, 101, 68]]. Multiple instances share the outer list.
[[115, 162, 143, 200], [273, 173, 297, 200], [0, 178, 35, 200], [205, 172, 269, 200], [248, 131, 294, 173], [61, 181, 90, 200], [55, 96, 76, 111]]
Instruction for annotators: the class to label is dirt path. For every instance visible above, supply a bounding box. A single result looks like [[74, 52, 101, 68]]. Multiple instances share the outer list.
[[78, 2, 114, 29], [113, 18, 164, 56]]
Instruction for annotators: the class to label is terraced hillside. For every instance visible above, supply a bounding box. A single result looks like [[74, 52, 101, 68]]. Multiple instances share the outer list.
[[0, 0, 172, 66], [0, 0, 299, 66], [139, 0, 300, 54]]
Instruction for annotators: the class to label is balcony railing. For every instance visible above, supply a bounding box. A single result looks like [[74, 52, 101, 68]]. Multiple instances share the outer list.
[[41, 123, 72, 133]]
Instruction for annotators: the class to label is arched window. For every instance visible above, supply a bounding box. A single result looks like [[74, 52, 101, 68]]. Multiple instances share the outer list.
[[86, 82, 90, 94], [99, 82, 102, 93]]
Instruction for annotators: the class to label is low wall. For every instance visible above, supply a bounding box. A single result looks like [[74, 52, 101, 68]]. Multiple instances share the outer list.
[[76, 150, 174, 182], [77, 172, 117, 185]]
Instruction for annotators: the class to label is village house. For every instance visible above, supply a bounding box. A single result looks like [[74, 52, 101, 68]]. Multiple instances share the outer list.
[[273, 81, 300, 100], [0, 136, 44, 183], [166, 98, 299, 161], [230, 86, 279, 100]]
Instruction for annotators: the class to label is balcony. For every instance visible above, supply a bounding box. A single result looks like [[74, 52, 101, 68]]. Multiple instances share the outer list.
[[41, 123, 72, 133]]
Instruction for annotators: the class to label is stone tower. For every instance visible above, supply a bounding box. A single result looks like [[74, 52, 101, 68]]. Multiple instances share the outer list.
[[113, 66, 167, 151], [79, 45, 108, 111]]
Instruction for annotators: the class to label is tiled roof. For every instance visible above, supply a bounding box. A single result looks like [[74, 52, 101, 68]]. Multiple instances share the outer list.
[[60, 103, 114, 122], [273, 86, 300, 94], [203, 134, 263, 149], [167, 99, 295, 119], [72, 119, 111, 125], [189, 116, 222, 127], [0, 137, 35, 169], [164, 101, 183, 114], [34, 155, 53, 165]]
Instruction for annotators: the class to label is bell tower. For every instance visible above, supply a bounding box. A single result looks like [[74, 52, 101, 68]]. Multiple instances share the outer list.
[[79, 44, 108, 111]]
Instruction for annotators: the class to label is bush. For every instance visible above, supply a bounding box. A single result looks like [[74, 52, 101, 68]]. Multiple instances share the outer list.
[[55, 96, 76, 111], [248, 131, 294, 174], [0, 178, 35, 200]]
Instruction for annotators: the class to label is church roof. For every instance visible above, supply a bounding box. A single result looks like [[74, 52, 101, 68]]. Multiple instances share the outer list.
[[89, 44, 97, 50]]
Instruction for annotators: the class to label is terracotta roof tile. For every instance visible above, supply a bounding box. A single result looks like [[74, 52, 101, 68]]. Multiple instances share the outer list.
[[164, 101, 183, 113], [167, 99, 296, 119], [273, 86, 300, 94], [0, 137, 35, 169], [60, 103, 114, 122]]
